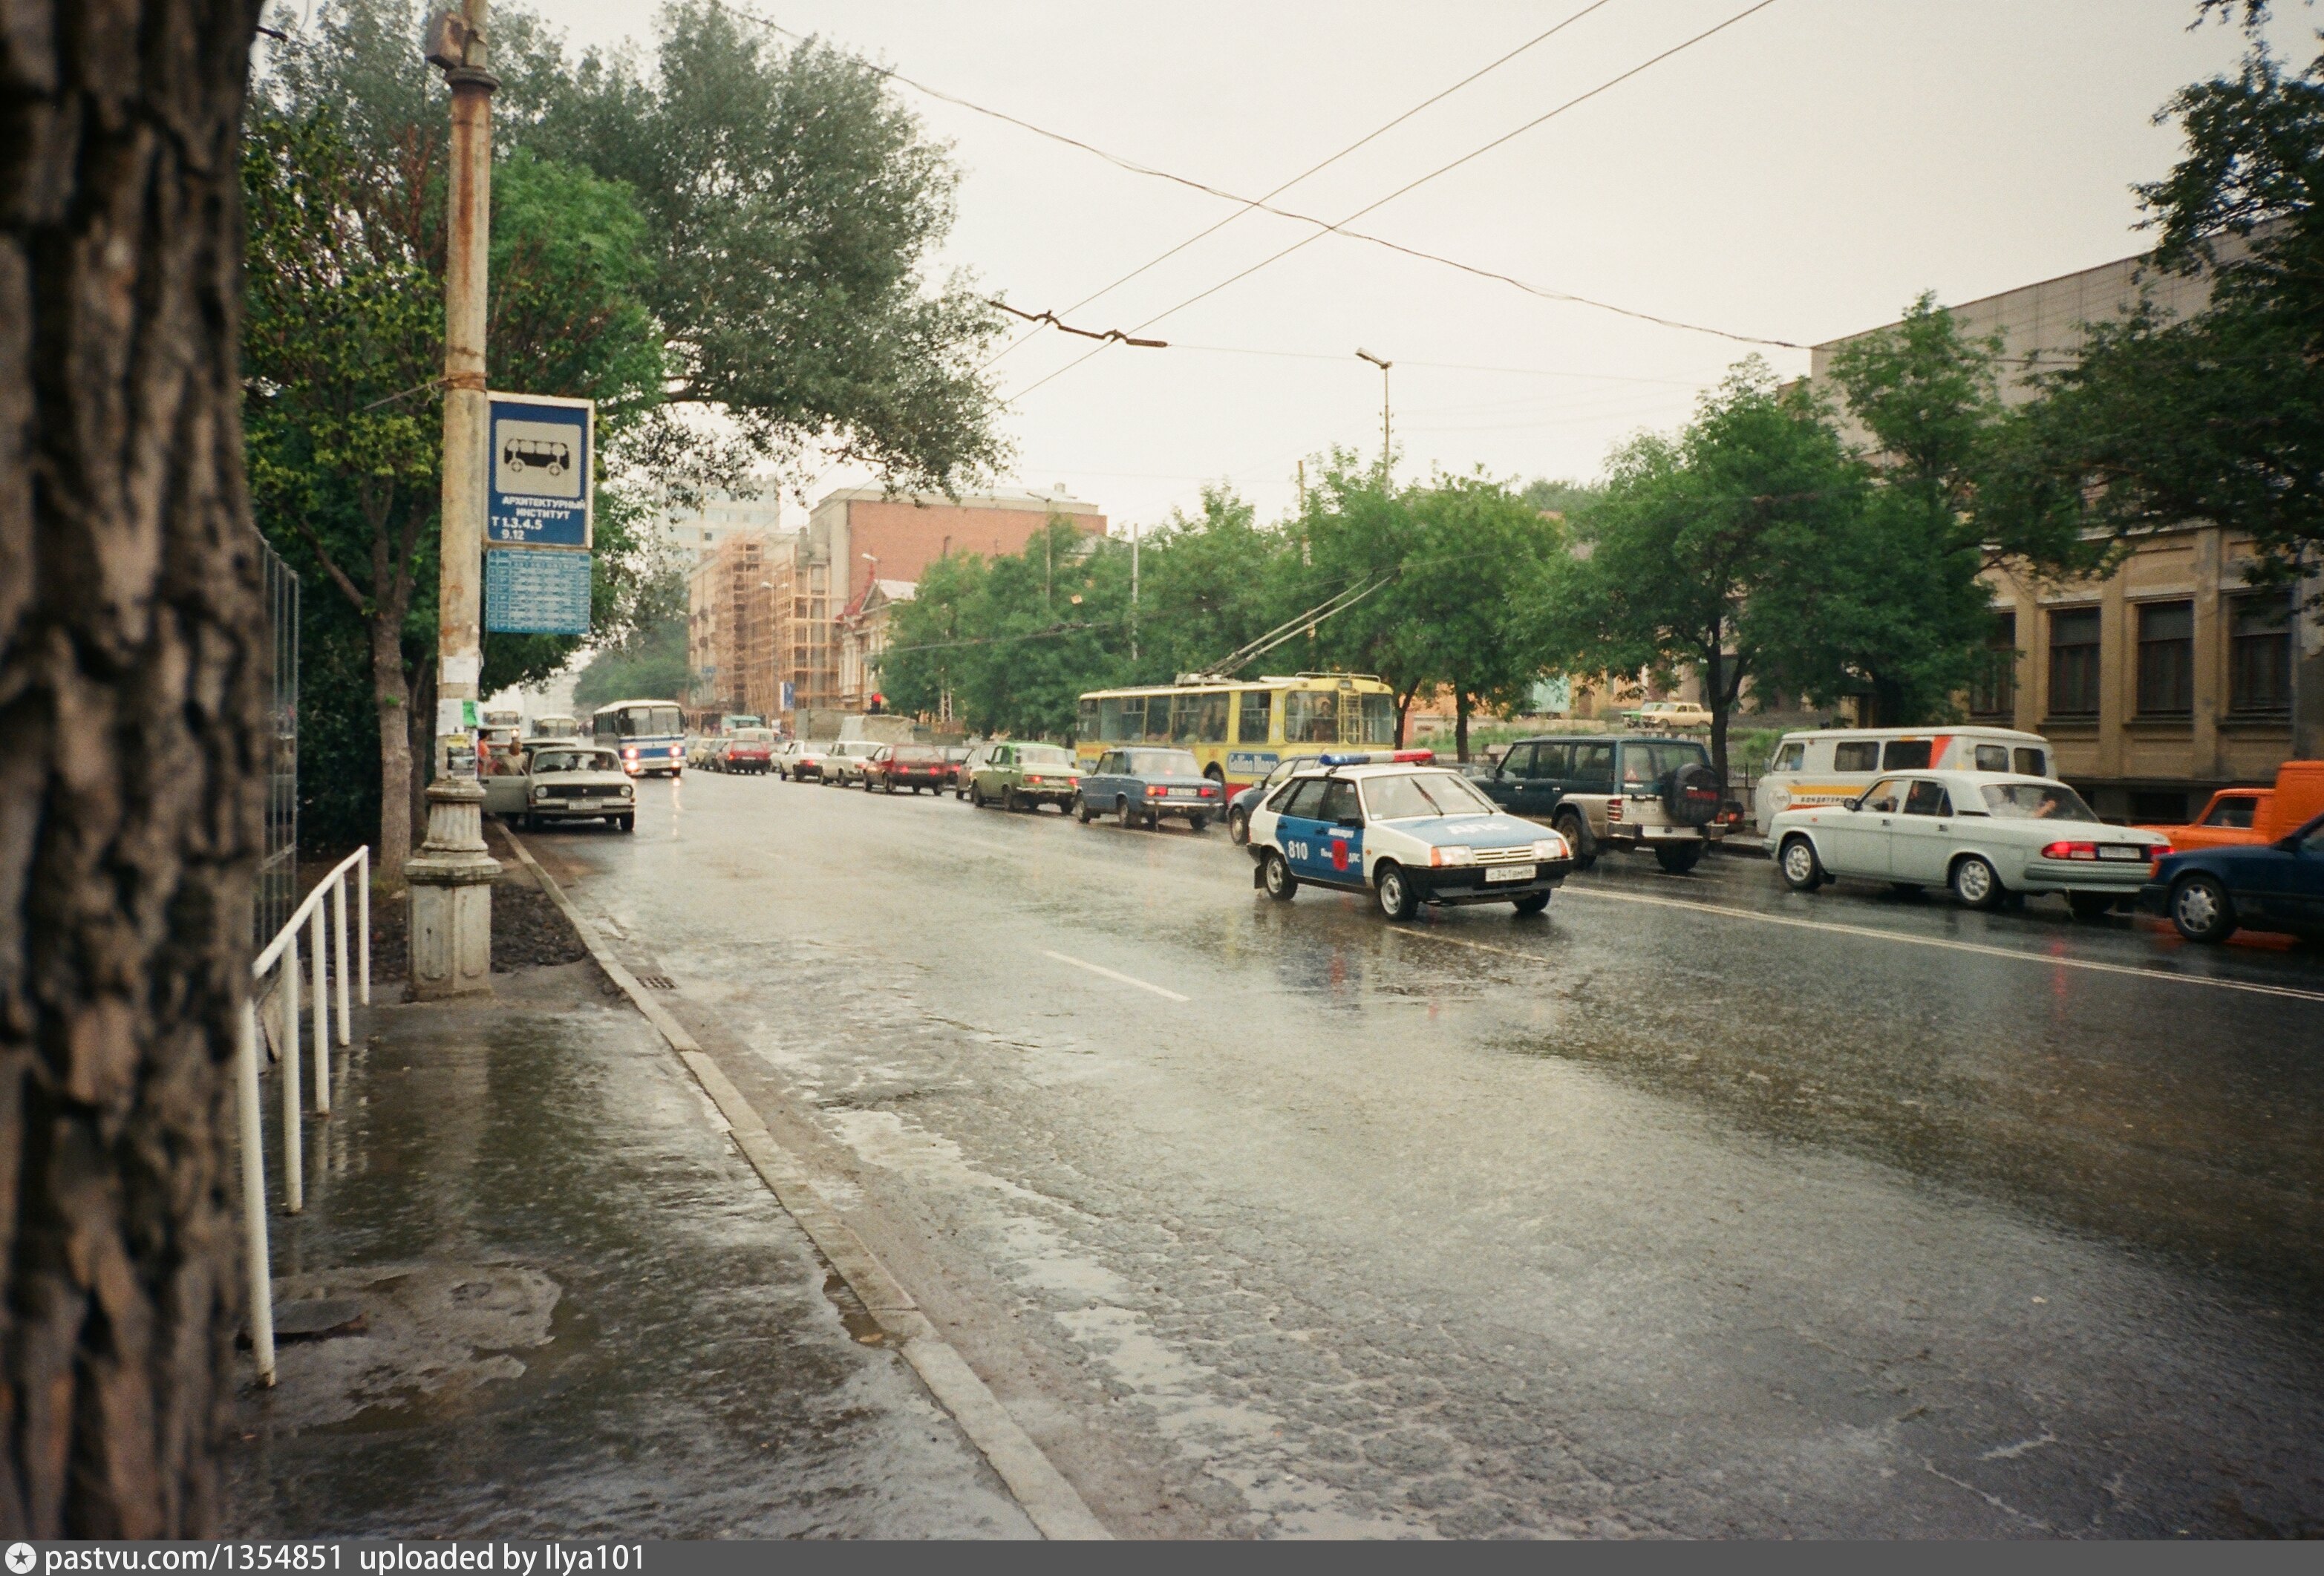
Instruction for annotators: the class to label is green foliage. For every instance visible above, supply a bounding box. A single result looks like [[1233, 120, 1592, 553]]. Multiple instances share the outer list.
[[1518, 477, 1605, 523], [1994, 34, 2324, 584], [883, 465, 1564, 757], [247, 0, 1008, 853], [528, 1, 1010, 491], [572, 606, 691, 712], [1548, 363, 1864, 782]]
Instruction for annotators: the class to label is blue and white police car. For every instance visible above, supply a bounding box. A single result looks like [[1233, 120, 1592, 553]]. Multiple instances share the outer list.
[[1246, 751, 1575, 920]]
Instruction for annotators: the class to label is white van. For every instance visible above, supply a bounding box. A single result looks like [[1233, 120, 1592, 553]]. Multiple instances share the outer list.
[[1752, 727, 2052, 831]]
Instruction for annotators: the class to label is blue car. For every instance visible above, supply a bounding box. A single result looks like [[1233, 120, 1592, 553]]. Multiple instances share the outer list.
[[2137, 810, 2324, 943], [1077, 746, 1225, 831]]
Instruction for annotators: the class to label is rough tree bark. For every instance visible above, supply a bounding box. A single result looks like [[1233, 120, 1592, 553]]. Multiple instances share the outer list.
[[0, 0, 267, 1537]]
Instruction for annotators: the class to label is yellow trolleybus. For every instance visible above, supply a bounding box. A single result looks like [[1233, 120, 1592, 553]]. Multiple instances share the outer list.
[[1076, 673, 1398, 791]]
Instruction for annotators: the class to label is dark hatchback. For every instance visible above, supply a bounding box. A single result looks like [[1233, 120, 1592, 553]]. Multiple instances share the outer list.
[[2138, 810, 2324, 942]]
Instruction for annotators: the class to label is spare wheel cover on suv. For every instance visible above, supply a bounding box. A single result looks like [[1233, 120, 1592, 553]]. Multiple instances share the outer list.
[[1662, 760, 1721, 827]]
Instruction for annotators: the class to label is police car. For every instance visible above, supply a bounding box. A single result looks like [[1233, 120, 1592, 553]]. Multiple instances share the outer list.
[[1246, 751, 1575, 920]]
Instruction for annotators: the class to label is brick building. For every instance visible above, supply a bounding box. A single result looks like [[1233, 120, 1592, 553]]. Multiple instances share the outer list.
[[685, 532, 788, 722], [776, 487, 1106, 717]]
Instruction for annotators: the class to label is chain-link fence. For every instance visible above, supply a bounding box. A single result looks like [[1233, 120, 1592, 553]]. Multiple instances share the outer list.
[[258, 537, 299, 945]]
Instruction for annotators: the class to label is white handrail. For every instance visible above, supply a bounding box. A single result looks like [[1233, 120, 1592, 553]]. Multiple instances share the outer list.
[[238, 845, 371, 1387]]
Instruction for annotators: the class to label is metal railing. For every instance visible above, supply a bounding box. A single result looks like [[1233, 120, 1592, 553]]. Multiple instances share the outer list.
[[257, 539, 299, 946], [236, 846, 370, 1387]]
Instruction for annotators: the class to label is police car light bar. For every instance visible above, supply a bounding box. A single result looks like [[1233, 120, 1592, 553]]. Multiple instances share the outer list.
[[1316, 749, 1437, 766]]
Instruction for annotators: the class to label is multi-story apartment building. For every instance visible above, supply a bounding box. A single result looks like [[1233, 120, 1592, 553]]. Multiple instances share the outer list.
[[654, 490, 786, 563], [1812, 236, 2320, 821]]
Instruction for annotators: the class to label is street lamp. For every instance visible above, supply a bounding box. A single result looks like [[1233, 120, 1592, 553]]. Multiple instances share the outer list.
[[1356, 347, 1392, 481]]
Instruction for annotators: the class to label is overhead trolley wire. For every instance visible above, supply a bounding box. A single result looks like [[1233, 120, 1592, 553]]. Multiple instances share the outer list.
[[978, 0, 1617, 370], [725, 1, 1803, 390], [1001, 0, 1792, 405]]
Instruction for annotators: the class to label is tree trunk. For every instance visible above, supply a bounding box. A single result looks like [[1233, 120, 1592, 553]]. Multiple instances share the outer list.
[[1394, 687, 1416, 748], [407, 653, 435, 864], [1454, 691, 1472, 762], [0, 0, 268, 1536], [1703, 640, 1731, 793], [371, 613, 413, 888]]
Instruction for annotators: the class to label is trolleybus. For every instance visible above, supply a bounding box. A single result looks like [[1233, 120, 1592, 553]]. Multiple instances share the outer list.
[[1075, 673, 1398, 793]]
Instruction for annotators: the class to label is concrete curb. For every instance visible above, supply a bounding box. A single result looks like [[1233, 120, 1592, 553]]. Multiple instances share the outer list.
[[501, 827, 1111, 1541]]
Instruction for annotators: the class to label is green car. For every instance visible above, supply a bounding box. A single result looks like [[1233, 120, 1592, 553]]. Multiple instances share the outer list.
[[968, 742, 1083, 812]]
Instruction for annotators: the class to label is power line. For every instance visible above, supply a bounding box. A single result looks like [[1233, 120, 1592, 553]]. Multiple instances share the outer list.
[[723, 2, 1804, 382], [978, 0, 1617, 371], [1003, 0, 1791, 405]]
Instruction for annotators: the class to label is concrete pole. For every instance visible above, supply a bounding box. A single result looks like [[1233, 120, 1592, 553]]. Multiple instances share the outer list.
[[408, 0, 502, 999], [437, 1, 494, 715]]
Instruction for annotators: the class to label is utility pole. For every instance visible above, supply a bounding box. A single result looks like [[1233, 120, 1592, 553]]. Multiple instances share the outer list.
[[408, 0, 500, 999], [1129, 520, 1140, 664], [1357, 347, 1392, 483]]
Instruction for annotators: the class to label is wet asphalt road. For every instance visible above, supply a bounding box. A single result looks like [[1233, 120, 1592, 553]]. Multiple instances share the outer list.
[[537, 769, 2324, 1537]]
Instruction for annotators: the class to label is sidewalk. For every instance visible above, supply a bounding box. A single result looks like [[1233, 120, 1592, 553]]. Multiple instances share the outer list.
[[226, 843, 1037, 1538]]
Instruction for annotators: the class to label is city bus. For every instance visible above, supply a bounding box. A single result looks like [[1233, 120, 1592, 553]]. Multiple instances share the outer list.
[[1074, 673, 1398, 791], [590, 699, 687, 777]]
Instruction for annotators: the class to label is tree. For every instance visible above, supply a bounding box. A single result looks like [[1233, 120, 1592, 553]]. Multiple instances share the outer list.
[[1811, 295, 2033, 725], [532, 1, 1011, 492], [1122, 486, 1301, 684], [1554, 364, 1863, 785], [1995, 27, 2324, 586], [1, 0, 268, 1535]]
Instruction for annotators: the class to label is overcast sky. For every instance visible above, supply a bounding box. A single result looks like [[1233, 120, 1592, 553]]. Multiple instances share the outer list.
[[538, 0, 2307, 533]]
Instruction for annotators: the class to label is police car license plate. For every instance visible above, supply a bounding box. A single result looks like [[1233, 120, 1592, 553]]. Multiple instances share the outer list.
[[1484, 864, 1534, 883]]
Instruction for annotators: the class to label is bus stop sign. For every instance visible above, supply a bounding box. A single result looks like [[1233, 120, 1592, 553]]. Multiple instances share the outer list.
[[487, 393, 593, 548]]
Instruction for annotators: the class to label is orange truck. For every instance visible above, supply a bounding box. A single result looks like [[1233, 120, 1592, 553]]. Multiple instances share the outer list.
[[2137, 760, 2324, 851]]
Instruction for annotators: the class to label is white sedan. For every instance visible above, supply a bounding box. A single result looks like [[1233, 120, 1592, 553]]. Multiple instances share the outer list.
[[1766, 771, 2168, 919]]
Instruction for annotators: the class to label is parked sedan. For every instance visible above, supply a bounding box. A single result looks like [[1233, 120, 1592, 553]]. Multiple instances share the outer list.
[[481, 745, 636, 832], [968, 742, 1082, 811], [2138, 811, 2324, 942], [717, 729, 774, 774], [1769, 771, 2167, 917], [1077, 746, 1224, 831], [776, 740, 835, 782], [822, 739, 884, 787], [864, 742, 954, 794], [953, 742, 999, 801]]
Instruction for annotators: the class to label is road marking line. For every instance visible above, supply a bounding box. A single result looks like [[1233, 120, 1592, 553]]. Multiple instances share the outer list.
[[1405, 885, 2324, 1004], [1039, 949, 1190, 1001]]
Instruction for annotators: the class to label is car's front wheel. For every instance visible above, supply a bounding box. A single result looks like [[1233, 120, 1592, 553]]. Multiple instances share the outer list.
[[1951, 853, 2007, 911], [1778, 834, 1824, 892], [1262, 850, 1297, 901], [1075, 794, 1094, 823], [1374, 863, 1419, 921], [2170, 873, 2236, 944], [1511, 892, 1550, 916], [616, 814, 635, 833], [2067, 892, 2118, 922]]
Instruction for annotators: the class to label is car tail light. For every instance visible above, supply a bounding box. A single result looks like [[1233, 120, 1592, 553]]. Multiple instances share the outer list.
[[2041, 840, 2100, 860], [1199, 785, 1217, 798], [1027, 774, 1045, 785], [1146, 785, 1168, 797], [1606, 800, 1622, 823]]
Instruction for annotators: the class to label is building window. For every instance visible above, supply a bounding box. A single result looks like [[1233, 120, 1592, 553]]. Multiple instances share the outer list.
[[2228, 592, 2292, 715], [1968, 612, 2017, 718], [2047, 606, 2101, 717], [2135, 601, 2194, 716]]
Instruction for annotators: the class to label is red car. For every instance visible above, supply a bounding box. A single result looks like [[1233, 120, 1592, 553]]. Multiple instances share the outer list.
[[716, 731, 774, 774], [864, 743, 953, 794]]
